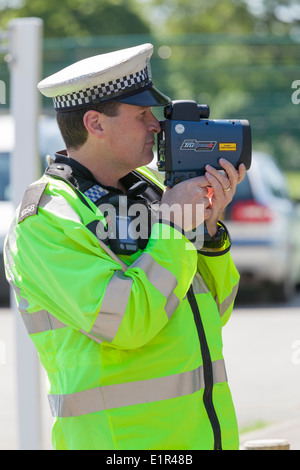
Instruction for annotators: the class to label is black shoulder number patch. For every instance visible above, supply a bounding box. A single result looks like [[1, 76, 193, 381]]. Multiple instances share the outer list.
[[18, 182, 48, 223]]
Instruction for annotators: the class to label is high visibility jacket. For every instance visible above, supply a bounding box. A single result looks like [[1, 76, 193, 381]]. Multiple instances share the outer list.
[[4, 161, 240, 450]]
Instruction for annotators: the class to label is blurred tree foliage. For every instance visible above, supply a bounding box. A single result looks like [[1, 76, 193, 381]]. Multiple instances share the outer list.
[[137, 0, 256, 34], [0, 0, 150, 37], [133, 0, 300, 169], [136, 0, 300, 35]]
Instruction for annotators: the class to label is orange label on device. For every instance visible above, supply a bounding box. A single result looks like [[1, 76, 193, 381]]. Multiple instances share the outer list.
[[219, 143, 237, 151]]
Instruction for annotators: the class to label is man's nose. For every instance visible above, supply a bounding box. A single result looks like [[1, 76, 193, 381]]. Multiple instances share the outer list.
[[149, 112, 161, 133]]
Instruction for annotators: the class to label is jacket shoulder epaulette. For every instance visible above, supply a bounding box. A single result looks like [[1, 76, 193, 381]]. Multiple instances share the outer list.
[[18, 181, 48, 223]]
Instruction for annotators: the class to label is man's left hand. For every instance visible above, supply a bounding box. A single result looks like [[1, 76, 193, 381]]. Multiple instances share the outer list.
[[204, 158, 246, 237]]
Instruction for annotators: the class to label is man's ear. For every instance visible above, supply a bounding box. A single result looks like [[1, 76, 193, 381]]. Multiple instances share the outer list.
[[83, 110, 104, 138]]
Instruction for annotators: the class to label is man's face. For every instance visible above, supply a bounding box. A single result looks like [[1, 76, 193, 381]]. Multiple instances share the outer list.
[[103, 103, 161, 172]]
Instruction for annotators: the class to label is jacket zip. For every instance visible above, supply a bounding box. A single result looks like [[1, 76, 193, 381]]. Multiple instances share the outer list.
[[187, 285, 222, 450]]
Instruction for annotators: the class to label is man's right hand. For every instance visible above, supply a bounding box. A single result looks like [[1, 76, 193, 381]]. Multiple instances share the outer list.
[[159, 176, 212, 232]]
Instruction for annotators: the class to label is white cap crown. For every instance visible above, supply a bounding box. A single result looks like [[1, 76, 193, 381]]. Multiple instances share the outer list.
[[38, 43, 170, 110]]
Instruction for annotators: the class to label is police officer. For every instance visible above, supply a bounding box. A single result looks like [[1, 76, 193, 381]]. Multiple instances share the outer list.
[[4, 43, 246, 450]]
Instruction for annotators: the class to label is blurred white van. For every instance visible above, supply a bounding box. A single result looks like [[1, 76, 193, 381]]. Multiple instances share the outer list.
[[224, 152, 300, 302]]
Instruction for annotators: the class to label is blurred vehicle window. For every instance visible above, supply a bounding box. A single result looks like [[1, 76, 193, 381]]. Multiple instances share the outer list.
[[224, 152, 300, 303], [233, 173, 252, 201], [259, 157, 290, 200]]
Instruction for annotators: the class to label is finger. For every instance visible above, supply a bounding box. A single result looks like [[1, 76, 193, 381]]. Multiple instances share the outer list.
[[205, 171, 225, 197], [218, 158, 239, 186], [184, 175, 210, 197], [237, 163, 247, 184], [205, 164, 232, 191]]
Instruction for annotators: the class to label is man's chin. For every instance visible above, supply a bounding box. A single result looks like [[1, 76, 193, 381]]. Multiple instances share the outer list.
[[144, 151, 155, 167], [134, 150, 155, 170]]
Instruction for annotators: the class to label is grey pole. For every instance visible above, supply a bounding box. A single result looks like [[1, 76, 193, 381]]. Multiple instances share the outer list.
[[8, 17, 44, 450]]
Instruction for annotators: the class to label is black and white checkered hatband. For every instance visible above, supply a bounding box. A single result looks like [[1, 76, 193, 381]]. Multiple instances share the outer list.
[[53, 66, 151, 111]]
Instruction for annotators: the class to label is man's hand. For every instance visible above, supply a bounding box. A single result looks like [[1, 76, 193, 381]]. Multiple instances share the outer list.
[[159, 160, 246, 235], [160, 176, 212, 232], [204, 159, 246, 236]]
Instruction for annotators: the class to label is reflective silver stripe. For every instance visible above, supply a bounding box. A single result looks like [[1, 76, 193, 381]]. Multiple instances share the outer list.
[[215, 282, 239, 318], [132, 253, 179, 319], [48, 359, 227, 418], [192, 272, 238, 319], [4, 237, 67, 333], [39, 193, 82, 222], [13, 285, 67, 334], [22, 310, 67, 334], [164, 292, 180, 319], [213, 358, 228, 383], [10, 285, 66, 334], [17, 294, 29, 313], [192, 272, 210, 295], [85, 254, 180, 343], [132, 253, 178, 298], [86, 271, 133, 343]]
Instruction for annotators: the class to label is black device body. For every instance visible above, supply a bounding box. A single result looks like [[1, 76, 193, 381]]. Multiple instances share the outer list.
[[157, 100, 252, 187]]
